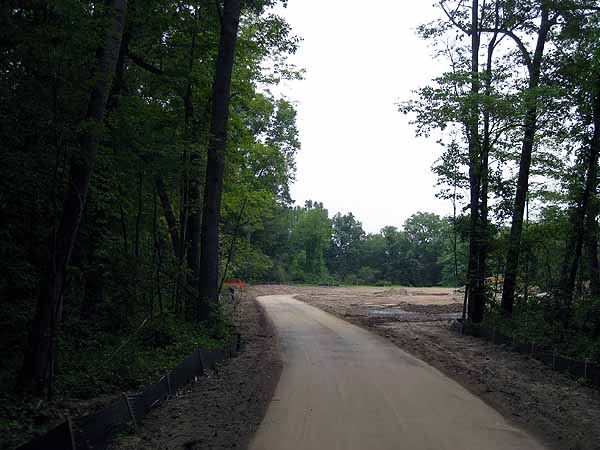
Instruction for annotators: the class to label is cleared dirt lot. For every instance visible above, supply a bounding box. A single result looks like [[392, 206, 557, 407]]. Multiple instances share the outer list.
[[250, 285, 600, 450]]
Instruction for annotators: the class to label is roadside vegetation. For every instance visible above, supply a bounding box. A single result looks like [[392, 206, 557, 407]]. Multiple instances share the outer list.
[[1, 0, 299, 447], [3, 0, 600, 449]]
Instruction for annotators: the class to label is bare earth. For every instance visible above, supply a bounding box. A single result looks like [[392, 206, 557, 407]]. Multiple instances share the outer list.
[[113, 292, 282, 450], [251, 294, 547, 450], [249, 285, 600, 450]]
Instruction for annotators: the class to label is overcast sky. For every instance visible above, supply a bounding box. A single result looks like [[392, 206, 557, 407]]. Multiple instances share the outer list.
[[271, 1, 453, 234]]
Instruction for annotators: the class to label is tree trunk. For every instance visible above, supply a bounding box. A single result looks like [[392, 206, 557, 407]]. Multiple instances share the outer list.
[[174, 26, 199, 312], [586, 80, 600, 296], [187, 177, 201, 281], [18, 0, 127, 395], [156, 175, 181, 259], [452, 185, 459, 285], [106, 28, 129, 111], [134, 168, 143, 257], [558, 74, 600, 306], [472, 22, 499, 320], [152, 190, 164, 315], [467, 0, 485, 323], [119, 195, 128, 252], [197, 0, 241, 322], [585, 194, 600, 296], [501, 6, 551, 315]]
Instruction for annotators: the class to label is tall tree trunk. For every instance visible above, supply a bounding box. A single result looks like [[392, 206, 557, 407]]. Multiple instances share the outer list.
[[585, 193, 600, 296], [18, 0, 128, 395], [118, 190, 129, 252], [586, 80, 600, 296], [452, 185, 459, 285], [501, 6, 551, 315], [106, 28, 129, 111], [134, 168, 143, 257], [558, 74, 600, 306], [174, 25, 199, 312], [197, 0, 241, 322], [467, 0, 484, 323], [152, 190, 164, 315], [156, 175, 181, 259], [187, 177, 201, 281], [473, 19, 499, 320]]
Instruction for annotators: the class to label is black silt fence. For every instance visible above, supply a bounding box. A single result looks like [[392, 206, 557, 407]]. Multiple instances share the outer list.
[[463, 324, 600, 389], [14, 419, 76, 450], [74, 396, 132, 450], [15, 337, 241, 450], [169, 349, 204, 390]]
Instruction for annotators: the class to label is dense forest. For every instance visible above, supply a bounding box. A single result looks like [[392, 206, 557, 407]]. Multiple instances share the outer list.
[[3, 0, 600, 447], [1, 0, 302, 445]]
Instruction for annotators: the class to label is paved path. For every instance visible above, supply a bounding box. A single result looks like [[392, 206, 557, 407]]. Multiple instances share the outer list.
[[249, 295, 548, 450]]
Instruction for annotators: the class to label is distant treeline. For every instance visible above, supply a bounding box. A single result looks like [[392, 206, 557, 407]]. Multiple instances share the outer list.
[[234, 202, 463, 287]]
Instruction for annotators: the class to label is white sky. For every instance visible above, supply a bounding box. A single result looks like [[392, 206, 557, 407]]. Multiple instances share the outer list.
[[272, 0, 453, 234]]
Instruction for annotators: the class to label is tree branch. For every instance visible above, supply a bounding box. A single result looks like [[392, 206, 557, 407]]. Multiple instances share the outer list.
[[439, 0, 471, 35], [128, 52, 164, 75], [480, 27, 532, 72]]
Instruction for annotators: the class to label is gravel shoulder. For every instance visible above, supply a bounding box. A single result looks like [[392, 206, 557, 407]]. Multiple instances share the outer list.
[[113, 292, 282, 450], [250, 285, 600, 450]]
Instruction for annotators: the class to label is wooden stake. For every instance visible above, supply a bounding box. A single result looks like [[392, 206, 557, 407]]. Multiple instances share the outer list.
[[123, 393, 138, 432], [166, 370, 172, 396], [66, 416, 77, 450]]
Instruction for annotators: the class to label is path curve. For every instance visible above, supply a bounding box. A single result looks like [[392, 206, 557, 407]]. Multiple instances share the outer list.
[[250, 295, 548, 450]]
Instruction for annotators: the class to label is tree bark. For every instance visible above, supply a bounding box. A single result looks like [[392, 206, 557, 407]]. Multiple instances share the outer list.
[[585, 79, 600, 296], [156, 175, 181, 259], [18, 0, 128, 395], [585, 194, 600, 296], [197, 0, 241, 322], [119, 190, 129, 252], [472, 16, 499, 321], [134, 168, 143, 257], [558, 74, 600, 306], [467, 0, 485, 323], [187, 177, 201, 281], [501, 5, 551, 315]]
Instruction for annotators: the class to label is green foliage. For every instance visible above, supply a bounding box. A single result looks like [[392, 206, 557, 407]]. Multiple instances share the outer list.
[[484, 292, 600, 364], [57, 312, 223, 398], [290, 202, 332, 277], [1, 5, 299, 448], [247, 204, 461, 287]]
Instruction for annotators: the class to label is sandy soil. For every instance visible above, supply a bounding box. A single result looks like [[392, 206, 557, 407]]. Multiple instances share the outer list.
[[113, 292, 282, 450], [250, 285, 600, 450]]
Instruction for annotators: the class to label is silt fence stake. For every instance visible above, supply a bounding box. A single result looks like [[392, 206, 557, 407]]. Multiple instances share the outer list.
[[166, 370, 172, 396], [66, 416, 77, 450], [585, 358, 589, 379], [122, 393, 138, 432]]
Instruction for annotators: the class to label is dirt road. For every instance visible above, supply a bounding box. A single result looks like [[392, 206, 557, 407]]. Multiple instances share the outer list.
[[250, 295, 548, 450]]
